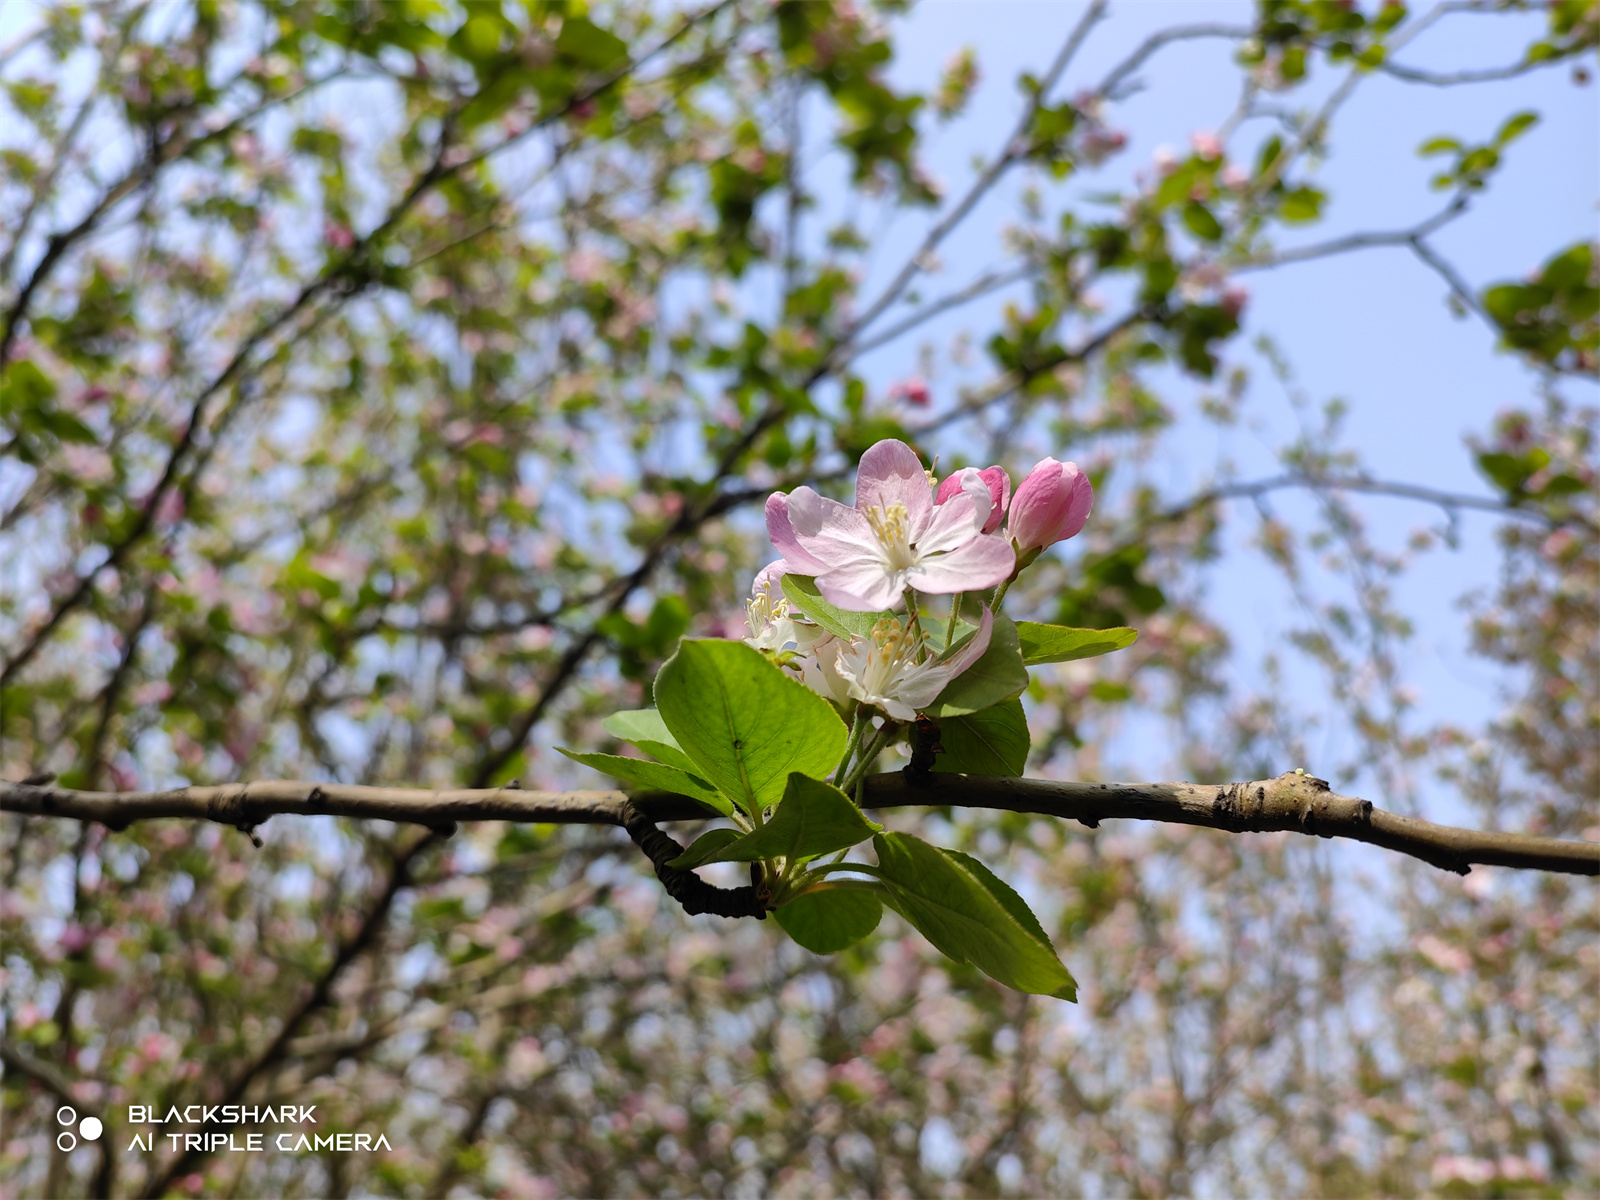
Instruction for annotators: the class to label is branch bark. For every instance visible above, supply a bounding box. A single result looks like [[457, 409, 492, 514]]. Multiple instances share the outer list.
[[3, 771, 1593, 877]]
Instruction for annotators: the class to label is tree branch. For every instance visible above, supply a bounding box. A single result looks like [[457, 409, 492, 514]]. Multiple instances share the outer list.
[[1156, 470, 1579, 530], [1235, 195, 1469, 271], [3, 771, 1593, 877], [1376, 57, 1559, 87], [1091, 22, 1253, 100], [0, 1037, 101, 1118]]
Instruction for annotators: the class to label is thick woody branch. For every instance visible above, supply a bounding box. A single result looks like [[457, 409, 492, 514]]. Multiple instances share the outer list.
[[870, 772, 1599, 877], [3, 772, 1594, 877]]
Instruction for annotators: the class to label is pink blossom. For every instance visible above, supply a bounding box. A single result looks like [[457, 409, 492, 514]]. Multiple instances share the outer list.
[[1191, 130, 1224, 161], [889, 377, 931, 406], [767, 440, 1014, 611], [1006, 458, 1093, 552], [764, 494, 828, 576], [1415, 934, 1471, 973], [936, 465, 1010, 534], [323, 220, 354, 251]]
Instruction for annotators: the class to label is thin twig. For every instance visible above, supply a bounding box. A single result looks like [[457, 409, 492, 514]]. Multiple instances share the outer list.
[[1236, 196, 1469, 272]]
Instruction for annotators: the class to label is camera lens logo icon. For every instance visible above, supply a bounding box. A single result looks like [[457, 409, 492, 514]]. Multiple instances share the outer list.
[[56, 1106, 102, 1152]]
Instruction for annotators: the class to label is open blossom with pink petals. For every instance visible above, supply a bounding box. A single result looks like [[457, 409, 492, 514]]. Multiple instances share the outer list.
[[766, 440, 1014, 612], [935, 465, 1010, 534], [1007, 457, 1093, 552]]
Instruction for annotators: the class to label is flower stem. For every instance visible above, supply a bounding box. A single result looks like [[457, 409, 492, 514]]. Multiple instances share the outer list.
[[991, 577, 1013, 610], [834, 705, 869, 788], [944, 592, 964, 650], [903, 588, 927, 661], [842, 722, 895, 794]]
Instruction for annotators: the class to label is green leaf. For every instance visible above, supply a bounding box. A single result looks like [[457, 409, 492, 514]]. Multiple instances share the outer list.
[[923, 613, 1029, 718], [872, 832, 1077, 999], [0, 359, 56, 419], [776, 888, 883, 953], [1279, 186, 1324, 223], [1089, 680, 1132, 703], [654, 640, 848, 817], [666, 828, 743, 869], [779, 573, 883, 639], [682, 773, 879, 865], [1476, 449, 1546, 494], [1539, 243, 1591, 292], [942, 849, 1075, 1001], [1417, 136, 1461, 157], [556, 749, 732, 816], [1494, 110, 1539, 147], [600, 709, 702, 775], [932, 698, 1030, 776], [1182, 201, 1223, 242], [556, 17, 628, 71], [37, 408, 97, 444], [1015, 622, 1138, 664]]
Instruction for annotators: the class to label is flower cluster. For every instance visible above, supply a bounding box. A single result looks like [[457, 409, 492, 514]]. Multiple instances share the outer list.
[[747, 439, 1093, 717]]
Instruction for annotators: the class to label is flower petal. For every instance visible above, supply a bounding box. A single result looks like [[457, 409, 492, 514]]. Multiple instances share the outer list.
[[975, 466, 1011, 534], [904, 533, 1014, 594], [942, 603, 994, 676], [751, 559, 790, 597], [816, 557, 904, 612], [799, 636, 850, 705], [765, 493, 828, 574], [855, 439, 933, 537], [787, 487, 880, 559], [917, 489, 984, 555]]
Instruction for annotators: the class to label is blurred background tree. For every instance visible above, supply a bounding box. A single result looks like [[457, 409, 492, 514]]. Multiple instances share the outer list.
[[0, 0, 1594, 1196]]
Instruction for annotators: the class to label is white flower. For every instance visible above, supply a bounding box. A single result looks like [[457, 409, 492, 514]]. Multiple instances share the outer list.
[[831, 606, 994, 721], [743, 562, 827, 656]]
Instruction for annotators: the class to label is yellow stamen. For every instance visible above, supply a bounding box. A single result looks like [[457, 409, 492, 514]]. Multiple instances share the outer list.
[[863, 500, 916, 570]]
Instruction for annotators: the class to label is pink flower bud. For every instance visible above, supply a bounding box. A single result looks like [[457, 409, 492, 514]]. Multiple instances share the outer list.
[[890, 377, 930, 406], [1006, 458, 1093, 551], [935, 465, 1011, 534], [1191, 130, 1223, 161]]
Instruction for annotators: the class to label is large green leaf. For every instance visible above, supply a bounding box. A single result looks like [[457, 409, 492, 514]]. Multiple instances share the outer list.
[[932, 697, 1029, 776], [1015, 622, 1138, 665], [775, 888, 883, 954], [923, 613, 1029, 718], [942, 849, 1075, 1002], [779, 573, 884, 639], [872, 832, 1076, 1000], [556, 749, 731, 816], [676, 773, 879, 866], [600, 709, 702, 775], [654, 640, 848, 816]]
